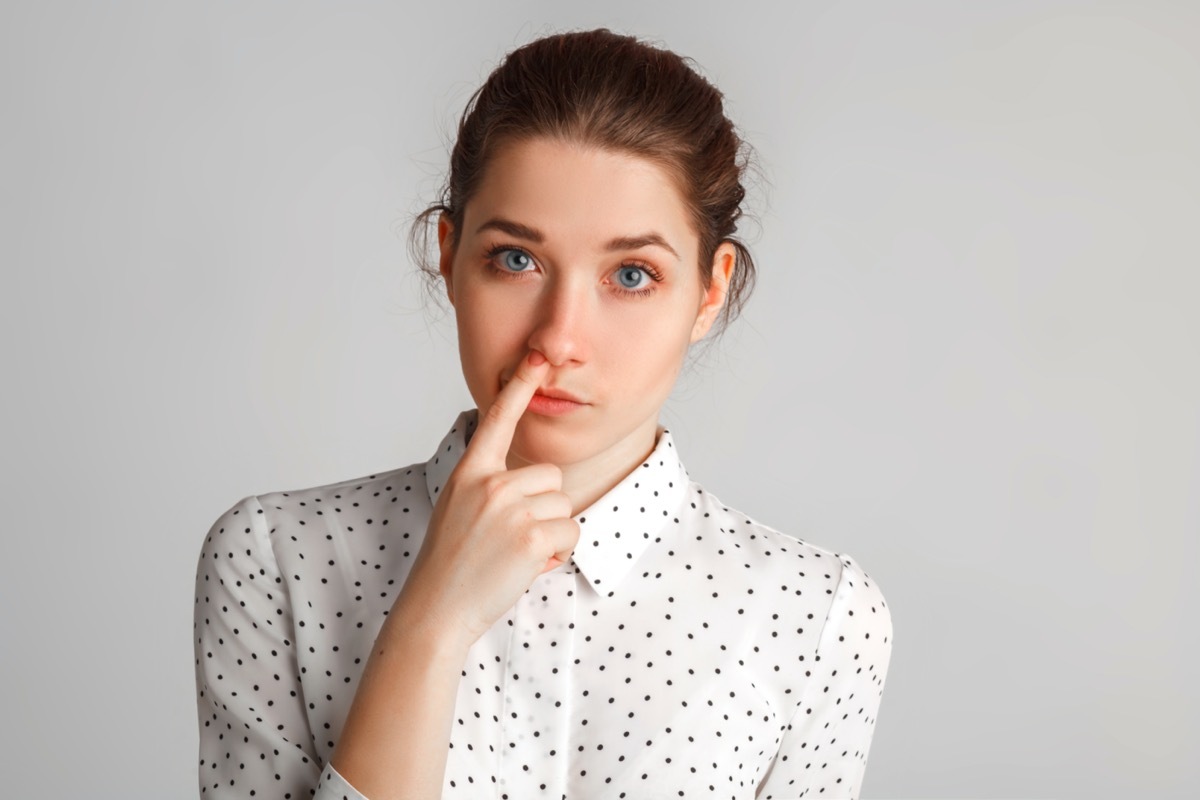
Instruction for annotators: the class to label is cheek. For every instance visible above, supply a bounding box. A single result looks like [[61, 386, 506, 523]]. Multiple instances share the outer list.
[[454, 292, 527, 382], [606, 303, 694, 383]]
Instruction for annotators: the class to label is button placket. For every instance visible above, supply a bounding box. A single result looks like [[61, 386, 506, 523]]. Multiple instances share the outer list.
[[496, 565, 577, 797]]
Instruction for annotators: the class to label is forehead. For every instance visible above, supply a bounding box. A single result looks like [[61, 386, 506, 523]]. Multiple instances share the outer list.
[[462, 137, 697, 256]]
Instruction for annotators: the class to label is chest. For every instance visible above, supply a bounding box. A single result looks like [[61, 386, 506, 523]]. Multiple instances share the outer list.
[[439, 567, 787, 799]]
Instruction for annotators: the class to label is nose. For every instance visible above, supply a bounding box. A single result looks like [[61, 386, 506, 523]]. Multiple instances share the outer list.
[[526, 278, 589, 367]]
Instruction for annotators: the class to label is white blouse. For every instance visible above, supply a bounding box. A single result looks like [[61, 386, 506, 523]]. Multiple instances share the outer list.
[[194, 410, 894, 799]]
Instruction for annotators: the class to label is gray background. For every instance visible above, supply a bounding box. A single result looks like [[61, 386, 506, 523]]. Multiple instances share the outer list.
[[1, 1, 1196, 797]]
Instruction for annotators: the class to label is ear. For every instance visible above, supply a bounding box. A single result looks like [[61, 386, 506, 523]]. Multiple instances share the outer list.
[[690, 242, 737, 343], [437, 212, 457, 306]]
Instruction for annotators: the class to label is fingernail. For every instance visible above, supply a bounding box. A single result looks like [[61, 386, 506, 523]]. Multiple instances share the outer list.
[[529, 350, 546, 366]]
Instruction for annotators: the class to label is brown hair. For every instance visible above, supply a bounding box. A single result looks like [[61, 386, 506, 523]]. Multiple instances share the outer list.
[[409, 27, 759, 336]]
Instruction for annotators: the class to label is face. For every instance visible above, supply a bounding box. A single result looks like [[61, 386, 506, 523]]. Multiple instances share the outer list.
[[438, 136, 735, 471]]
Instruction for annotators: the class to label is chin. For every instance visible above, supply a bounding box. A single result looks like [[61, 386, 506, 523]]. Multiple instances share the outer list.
[[511, 422, 595, 467]]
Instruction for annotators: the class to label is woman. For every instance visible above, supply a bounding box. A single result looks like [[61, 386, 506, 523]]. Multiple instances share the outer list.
[[194, 28, 893, 800]]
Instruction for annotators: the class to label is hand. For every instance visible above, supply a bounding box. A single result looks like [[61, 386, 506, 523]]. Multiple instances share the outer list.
[[392, 349, 581, 649]]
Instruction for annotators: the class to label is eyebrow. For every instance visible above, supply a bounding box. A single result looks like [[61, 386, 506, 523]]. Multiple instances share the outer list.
[[475, 217, 681, 261]]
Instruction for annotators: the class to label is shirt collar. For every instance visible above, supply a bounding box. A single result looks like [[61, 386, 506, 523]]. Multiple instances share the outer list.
[[424, 409, 690, 595]]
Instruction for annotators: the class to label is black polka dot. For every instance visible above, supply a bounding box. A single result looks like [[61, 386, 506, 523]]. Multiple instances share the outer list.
[[195, 409, 893, 799]]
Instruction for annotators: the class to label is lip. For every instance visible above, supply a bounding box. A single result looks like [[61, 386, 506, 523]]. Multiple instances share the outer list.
[[533, 386, 586, 404], [526, 392, 585, 417], [499, 376, 587, 405]]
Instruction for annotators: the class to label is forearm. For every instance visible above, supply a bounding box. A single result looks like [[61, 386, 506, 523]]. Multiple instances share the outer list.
[[329, 603, 470, 800]]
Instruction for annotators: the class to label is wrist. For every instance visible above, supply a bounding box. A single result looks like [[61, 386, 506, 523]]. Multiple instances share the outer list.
[[379, 598, 475, 664]]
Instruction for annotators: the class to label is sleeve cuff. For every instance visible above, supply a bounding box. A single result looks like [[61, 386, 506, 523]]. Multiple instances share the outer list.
[[314, 760, 371, 800]]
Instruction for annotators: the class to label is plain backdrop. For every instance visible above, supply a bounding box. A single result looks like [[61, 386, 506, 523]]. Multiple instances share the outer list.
[[1, 1, 1197, 797]]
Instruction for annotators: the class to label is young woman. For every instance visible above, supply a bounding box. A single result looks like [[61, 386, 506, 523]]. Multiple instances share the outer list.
[[194, 28, 893, 800]]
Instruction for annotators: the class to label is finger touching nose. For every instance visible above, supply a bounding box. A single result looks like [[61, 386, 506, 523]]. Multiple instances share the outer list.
[[527, 288, 589, 366]]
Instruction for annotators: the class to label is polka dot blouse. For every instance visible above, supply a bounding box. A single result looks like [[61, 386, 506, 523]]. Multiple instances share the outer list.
[[194, 410, 894, 799]]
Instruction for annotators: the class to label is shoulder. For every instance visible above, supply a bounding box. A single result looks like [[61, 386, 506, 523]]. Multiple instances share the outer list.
[[253, 461, 430, 520], [683, 481, 841, 577], [200, 460, 432, 559], [686, 481, 893, 636]]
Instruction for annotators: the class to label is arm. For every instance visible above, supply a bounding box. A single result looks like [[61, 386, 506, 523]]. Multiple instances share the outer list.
[[326, 593, 472, 800], [330, 348, 575, 799], [755, 553, 895, 799], [204, 350, 571, 799], [194, 494, 361, 799]]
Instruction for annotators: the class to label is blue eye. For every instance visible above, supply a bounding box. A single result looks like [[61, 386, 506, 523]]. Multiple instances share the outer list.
[[499, 249, 534, 272], [616, 266, 649, 290]]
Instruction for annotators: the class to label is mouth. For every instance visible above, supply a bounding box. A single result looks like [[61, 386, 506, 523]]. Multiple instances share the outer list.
[[533, 386, 586, 404], [499, 375, 589, 417], [526, 389, 586, 417], [499, 375, 587, 405]]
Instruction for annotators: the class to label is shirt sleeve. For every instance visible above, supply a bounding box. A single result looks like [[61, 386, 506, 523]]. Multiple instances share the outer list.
[[755, 553, 895, 800], [193, 494, 369, 800]]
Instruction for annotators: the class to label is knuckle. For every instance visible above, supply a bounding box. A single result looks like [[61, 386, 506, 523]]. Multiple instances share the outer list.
[[511, 505, 535, 528], [480, 473, 510, 502], [517, 524, 542, 553], [483, 399, 510, 429], [510, 370, 536, 391], [545, 464, 564, 489], [506, 499, 536, 525]]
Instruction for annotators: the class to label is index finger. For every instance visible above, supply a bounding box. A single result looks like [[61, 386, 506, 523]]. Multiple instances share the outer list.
[[465, 349, 550, 470]]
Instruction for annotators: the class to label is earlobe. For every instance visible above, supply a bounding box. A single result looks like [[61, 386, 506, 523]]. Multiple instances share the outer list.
[[437, 213, 457, 306], [691, 243, 736, 343]]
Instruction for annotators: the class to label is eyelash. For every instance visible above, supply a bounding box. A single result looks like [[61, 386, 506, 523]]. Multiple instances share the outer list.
[[483, 243, 663, 298]]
